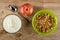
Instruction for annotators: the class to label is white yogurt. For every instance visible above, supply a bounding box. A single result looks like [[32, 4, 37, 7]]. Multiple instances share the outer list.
[[3, 15, 22, 33]]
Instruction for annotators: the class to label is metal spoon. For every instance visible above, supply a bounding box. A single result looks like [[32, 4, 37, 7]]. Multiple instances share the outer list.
[[8, 5, 31, 23]]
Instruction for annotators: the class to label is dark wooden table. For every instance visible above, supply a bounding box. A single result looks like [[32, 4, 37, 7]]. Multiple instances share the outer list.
[[0, 0, 60, 40]]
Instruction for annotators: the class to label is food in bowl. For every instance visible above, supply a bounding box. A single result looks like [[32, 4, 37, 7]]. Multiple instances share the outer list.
[[32, 10, 58, 35], [34, 13, 54, 32], [3, 15, 22, 33]]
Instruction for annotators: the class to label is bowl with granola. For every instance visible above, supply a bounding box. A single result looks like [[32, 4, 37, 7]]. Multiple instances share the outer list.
[[32, 10, 58, 35]]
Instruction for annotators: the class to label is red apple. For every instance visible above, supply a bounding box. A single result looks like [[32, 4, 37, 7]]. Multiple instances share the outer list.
[[18, 3, 33, 16]]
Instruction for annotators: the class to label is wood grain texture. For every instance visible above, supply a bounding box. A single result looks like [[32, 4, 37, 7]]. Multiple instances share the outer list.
[[0, 0, 60, 40]]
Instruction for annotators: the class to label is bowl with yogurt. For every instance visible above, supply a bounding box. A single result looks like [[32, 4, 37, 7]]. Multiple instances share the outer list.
[[3, 14, 22, 33]]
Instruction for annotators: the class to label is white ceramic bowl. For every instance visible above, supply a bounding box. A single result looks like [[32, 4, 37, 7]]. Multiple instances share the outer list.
[[3, 15, 22, 33]]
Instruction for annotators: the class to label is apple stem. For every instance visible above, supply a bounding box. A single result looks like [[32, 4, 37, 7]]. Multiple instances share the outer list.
[[26, 8, 28, 11]]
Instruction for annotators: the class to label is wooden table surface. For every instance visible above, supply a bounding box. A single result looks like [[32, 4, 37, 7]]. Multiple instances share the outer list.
[[0, 0, 60, 40]]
